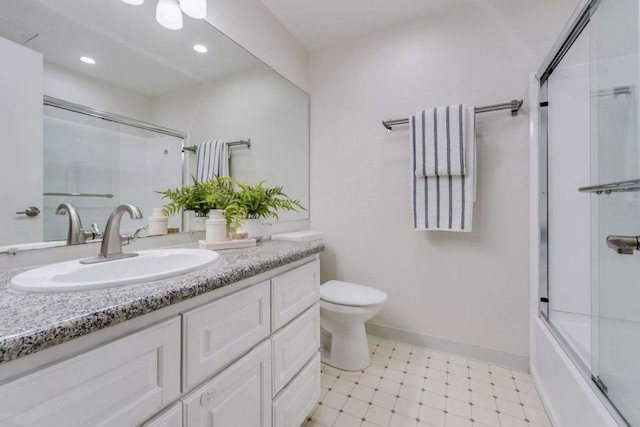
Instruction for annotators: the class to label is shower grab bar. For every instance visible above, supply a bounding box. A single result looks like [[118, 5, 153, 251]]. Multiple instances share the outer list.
[[44, 192, 114, 199], [595, 85, 632, 97], [578, 178, 640, 194]]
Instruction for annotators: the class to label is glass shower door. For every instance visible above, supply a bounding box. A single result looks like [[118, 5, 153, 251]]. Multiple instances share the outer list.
[[590, 0, 640, 424]]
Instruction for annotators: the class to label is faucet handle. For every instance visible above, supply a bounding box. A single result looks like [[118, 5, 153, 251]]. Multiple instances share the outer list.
[[121, 225, 148, 246], [91, 223, 102, 236]]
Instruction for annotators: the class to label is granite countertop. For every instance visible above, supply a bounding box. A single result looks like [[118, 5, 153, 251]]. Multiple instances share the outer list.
[[0, 240, 324, 364]]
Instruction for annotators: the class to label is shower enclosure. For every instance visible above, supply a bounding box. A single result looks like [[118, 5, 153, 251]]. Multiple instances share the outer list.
[[539, 0, 639, 424]]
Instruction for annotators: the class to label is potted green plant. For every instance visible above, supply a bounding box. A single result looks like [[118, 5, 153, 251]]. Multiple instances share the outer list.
[[224, 180, 305, 240], [158, 176, 237, 231]]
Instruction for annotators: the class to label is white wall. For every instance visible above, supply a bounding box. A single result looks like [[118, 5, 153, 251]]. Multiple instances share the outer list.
[[207, 0, 309, 92], [310, 0, 578, 367]]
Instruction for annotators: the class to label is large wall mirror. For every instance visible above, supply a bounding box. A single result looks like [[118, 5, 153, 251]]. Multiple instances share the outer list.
[[0, 0, 310, 252]]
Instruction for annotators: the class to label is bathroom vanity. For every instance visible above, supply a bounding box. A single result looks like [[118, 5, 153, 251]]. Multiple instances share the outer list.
[[0, 240, 323, 427]]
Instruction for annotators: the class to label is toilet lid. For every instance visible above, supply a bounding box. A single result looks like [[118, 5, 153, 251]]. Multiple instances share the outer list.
[[320, 280, 388, 307]]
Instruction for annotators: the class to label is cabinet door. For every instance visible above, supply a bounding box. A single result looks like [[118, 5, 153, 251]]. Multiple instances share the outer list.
[[271, 304, 320, 395], [183, 281, 271, 390], [182, 340, 272, 427], [0, 317, 181, 427], [271, 260, 320, 331], [143, 402, 183, 427], [273, 353, 320, 427]]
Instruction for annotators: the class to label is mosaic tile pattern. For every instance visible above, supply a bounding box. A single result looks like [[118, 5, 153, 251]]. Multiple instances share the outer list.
[[305, 336, 551, 427], [0, 240, 324, 364]]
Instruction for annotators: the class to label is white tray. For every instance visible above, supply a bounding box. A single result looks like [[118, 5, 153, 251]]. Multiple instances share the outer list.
[[199, 239, 257, 250]]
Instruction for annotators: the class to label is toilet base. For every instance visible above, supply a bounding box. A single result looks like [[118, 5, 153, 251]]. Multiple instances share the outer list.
[[320, 321, 371, 371]]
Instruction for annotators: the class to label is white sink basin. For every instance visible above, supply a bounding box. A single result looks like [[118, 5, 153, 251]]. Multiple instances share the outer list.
[[9, 249, 219, 293]]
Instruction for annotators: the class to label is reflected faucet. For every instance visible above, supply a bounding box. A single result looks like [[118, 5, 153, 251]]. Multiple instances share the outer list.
[[56, 203, 101, 245], [80, 204, 144, 264]]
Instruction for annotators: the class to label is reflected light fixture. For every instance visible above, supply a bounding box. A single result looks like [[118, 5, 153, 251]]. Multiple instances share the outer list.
[[193, 44, 208, 53], [122, 0, 144, 5], [156, 0, 183, 30], [80, 56, 96, 65], [179, 0, 207, 19]]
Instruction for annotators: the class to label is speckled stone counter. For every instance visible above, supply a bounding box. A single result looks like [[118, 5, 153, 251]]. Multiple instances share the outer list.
[[0, 240, 324, 364]]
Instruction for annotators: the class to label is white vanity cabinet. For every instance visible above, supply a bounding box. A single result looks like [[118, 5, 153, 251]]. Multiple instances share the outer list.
[[0, 257, 321, 427], [182, 340, 272, 427], [0, 317, 181, 427], [143, 402, 183, 427], [182, 281, 271, 390]]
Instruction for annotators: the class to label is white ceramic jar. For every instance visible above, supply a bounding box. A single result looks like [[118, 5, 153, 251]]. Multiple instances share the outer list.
[[205, 210, 228, 242], [148, 208, 168, 236]]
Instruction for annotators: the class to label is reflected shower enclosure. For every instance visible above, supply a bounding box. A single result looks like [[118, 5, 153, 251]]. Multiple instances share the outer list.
[[43, 104, 184, 241]]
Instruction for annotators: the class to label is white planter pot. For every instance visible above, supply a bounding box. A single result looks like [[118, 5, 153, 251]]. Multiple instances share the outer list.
[[187, 212, 207, 232], [240, 218, 265, 241]]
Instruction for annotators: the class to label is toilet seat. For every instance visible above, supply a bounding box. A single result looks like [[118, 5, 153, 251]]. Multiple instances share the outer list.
[[320, 280, 387, 307]]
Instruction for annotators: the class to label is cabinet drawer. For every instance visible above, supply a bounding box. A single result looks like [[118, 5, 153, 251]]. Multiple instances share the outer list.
[[0, 317, 180, 427], [142, 402, 182, 427], [182, 340, 272, 427], [273, 352, 321, 427], [271, 303, 320, 395], [271, 260, 320, 331], [183, 281, 270, 390]]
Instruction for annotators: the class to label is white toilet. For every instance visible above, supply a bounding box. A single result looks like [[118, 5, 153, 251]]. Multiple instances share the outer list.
[[319, 280, 388, 371]]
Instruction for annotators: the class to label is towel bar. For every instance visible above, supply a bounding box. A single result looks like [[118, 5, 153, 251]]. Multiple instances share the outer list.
[[183, 139, 251, 153], [382, 99, 523, 131]]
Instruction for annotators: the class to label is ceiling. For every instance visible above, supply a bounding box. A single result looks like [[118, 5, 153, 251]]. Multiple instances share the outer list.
[[259, 0, 481, 50], [0, 0, 263, 97]]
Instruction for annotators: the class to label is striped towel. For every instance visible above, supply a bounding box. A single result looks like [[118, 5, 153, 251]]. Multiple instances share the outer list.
[[195, 140, 229, 182], [411, 105, 476, 232], [415, 105, 466, 177]]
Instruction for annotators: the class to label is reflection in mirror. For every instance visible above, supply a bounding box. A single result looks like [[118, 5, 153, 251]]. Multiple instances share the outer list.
[[43, 104, 184, 240], [0, 0, 310, 252]]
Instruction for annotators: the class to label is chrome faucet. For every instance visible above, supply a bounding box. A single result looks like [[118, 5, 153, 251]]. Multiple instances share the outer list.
[[80, 204, 145, 264], [56, 203, 102, 245]]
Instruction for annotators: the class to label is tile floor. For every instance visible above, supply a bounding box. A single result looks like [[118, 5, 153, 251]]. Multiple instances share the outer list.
[[304, 336, 551, 427]]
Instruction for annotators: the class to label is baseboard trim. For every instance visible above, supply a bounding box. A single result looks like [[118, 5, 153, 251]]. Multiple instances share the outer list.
[[365, 322, 529, 372]]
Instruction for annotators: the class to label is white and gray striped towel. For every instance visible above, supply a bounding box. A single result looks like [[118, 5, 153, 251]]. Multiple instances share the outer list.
[[195, 140, 229, 182], [411, 105, 476, 232], [414, 104, 466, 177]]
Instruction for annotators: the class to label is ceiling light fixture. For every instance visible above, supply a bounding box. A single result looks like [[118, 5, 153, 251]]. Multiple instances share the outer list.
[[126, 0, 207, 31], [193, 44, 208, 53], [80, 56, 96, 65], [156, 0, 183, 30], [179, 0, 207, 19]]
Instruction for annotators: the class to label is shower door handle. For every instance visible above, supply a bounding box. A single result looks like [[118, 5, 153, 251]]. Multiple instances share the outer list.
[[15, 206, 40, 217], [606, 235, 640, 255]]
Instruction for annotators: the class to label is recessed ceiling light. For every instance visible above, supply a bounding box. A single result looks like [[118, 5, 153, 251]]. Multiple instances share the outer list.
[[80, 56, 96, 65], [122, 0, 144, 5], [193, 44, 208, 53]]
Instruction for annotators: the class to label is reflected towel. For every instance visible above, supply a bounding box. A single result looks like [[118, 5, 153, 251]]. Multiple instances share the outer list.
[[196, 140, 229, 182], [411, 105, 476, 232]]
